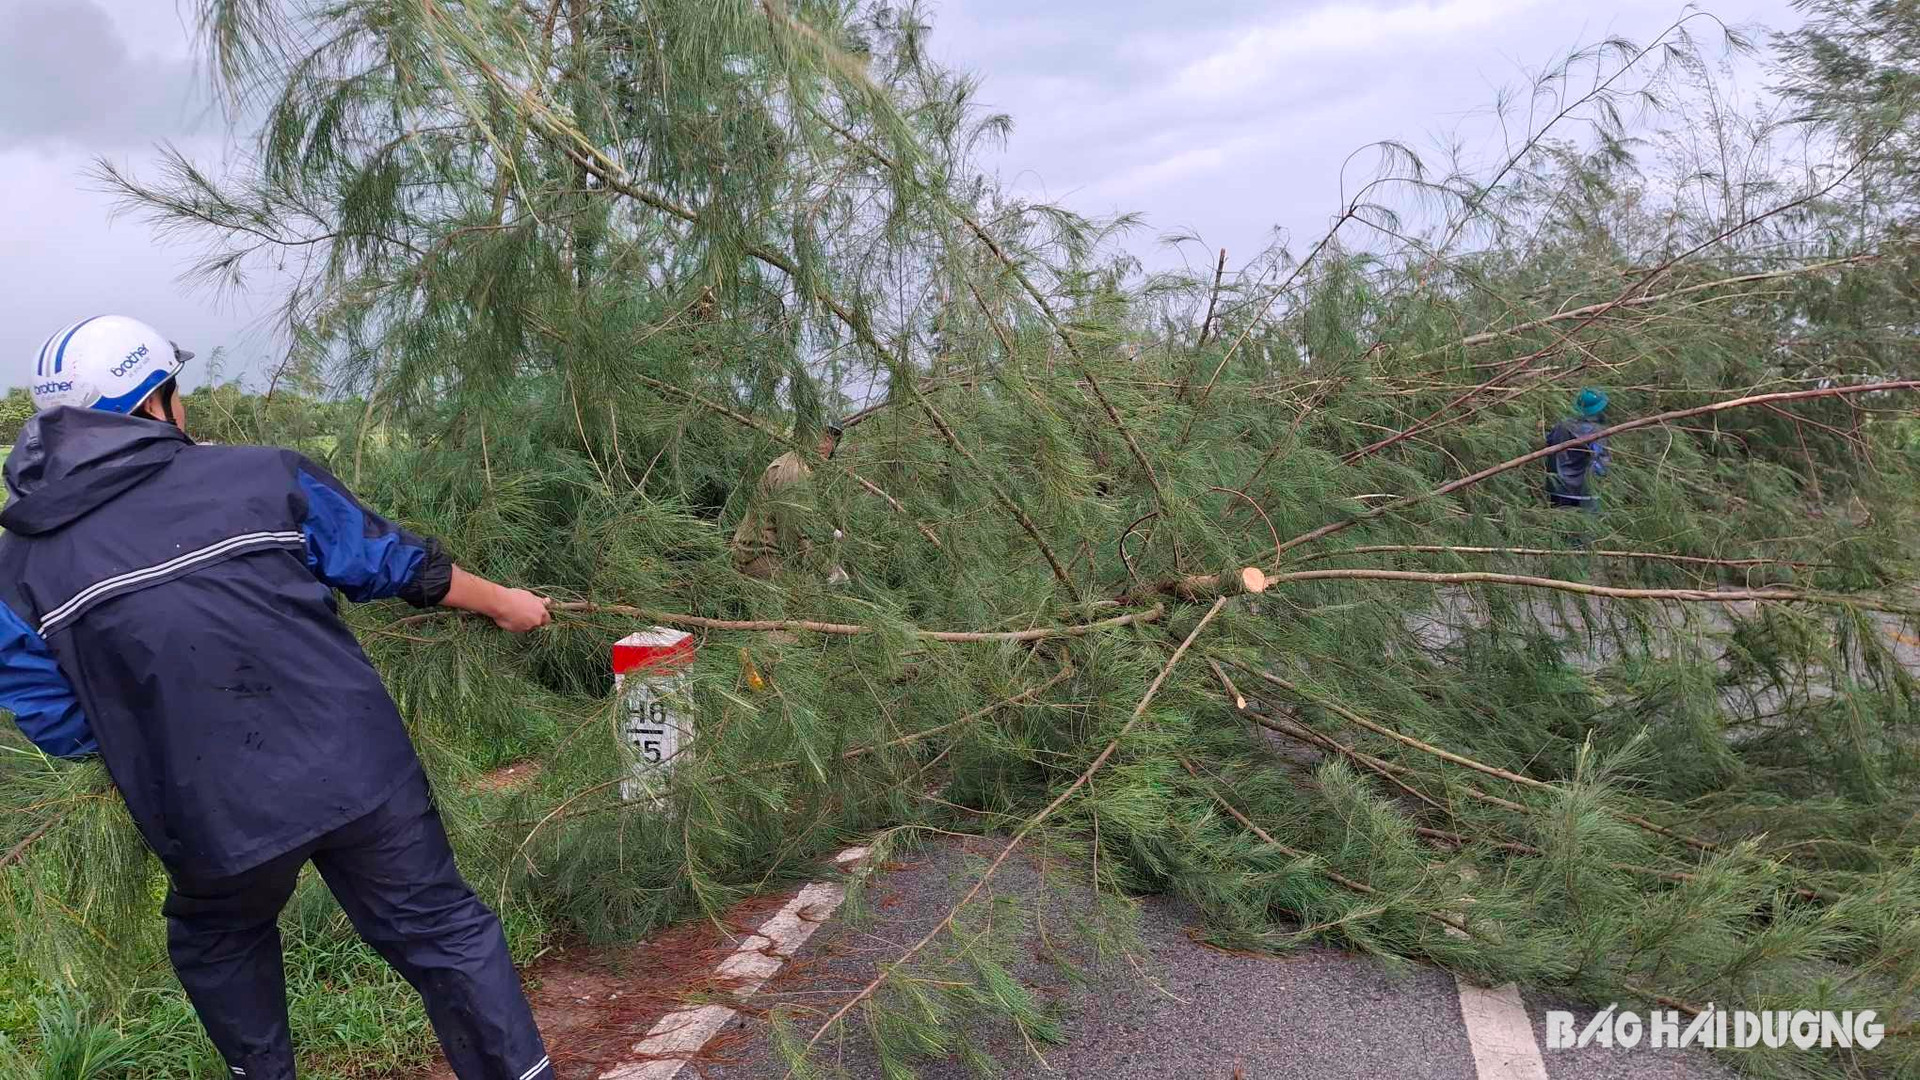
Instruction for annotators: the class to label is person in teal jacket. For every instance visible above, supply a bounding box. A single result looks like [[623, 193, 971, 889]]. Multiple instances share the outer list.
[[1544, 388, 1612, 510]]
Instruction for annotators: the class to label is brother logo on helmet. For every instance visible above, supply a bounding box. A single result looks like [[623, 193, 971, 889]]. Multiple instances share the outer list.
[[34, 380, 75, 395], [109, 344, 151, 378]]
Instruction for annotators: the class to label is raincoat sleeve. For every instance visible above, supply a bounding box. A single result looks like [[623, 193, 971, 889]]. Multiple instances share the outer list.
[[1591, 434, 1611, 476], [0, 598, 95, 758], [289, 454, 456, 608]]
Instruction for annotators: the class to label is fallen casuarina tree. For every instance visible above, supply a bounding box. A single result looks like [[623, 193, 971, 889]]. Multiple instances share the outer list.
[[3, 2, 1919, 1077]]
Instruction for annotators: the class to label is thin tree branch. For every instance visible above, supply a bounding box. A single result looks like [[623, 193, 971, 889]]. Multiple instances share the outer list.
[[1261, 568, 1919, 616], [1196, 247, 1229, 349], [621, 369, 944, 550], [805, 108, 1168, 502], [1407, 254, 1883, 361], [0, 814, 64, 871], [912, 393, 1076, 587], [1344, 150, 1891, 466], [1272, 380, 1920, 558], [794, 597, 1231, 1062], [743, 666, 1076, 776], [1225, 661, 1717, 854], [1288, 545, 1828, 571], [1178, 757, 1476, 933], [540, 601, 1164, 642]]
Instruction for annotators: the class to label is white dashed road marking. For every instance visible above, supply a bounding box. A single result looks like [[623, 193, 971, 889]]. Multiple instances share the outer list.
[[1445, 868, 1548, 1080], [604, 844, 1556, 1080], [598, 847, 871, 1080], [1456, 978, 1550, 1080]]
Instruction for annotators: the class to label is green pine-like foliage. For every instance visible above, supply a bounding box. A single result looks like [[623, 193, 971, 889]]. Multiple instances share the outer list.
[[2, 2, 1918, 1076]]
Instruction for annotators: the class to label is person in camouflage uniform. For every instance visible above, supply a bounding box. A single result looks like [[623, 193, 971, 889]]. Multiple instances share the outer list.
[[731, 421, 846, 581]]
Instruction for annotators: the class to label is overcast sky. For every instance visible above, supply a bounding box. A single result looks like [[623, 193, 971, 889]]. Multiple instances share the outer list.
[[0, 0, 1803, 391]]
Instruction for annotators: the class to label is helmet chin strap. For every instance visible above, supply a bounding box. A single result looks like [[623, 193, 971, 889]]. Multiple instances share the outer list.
[[148, 380, 181, 428]]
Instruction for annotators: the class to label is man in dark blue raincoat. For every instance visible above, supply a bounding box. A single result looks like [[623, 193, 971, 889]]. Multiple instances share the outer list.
[[1, 314, 554, 1080]]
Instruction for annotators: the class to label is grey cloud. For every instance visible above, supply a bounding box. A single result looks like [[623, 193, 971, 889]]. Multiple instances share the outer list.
[[0, 0, 211, 151], [0, 0, 1813, 392], [931, 0, 1804, 271]]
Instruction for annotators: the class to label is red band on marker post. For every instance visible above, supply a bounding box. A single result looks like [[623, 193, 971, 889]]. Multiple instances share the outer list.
[[613, 628, 695, 676]]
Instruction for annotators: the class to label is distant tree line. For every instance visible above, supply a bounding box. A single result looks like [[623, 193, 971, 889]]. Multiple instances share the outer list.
[[0, 390, 30, 445]]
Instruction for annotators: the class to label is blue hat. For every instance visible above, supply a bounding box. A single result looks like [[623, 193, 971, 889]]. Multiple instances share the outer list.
[[1576, 388, 1608, 418]]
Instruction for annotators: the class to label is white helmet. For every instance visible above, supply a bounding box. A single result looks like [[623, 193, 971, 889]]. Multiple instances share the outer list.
[[31, 315, 192, 414]]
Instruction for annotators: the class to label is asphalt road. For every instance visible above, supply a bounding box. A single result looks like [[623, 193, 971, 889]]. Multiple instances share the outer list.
[[660, 838, 1741, 1080]]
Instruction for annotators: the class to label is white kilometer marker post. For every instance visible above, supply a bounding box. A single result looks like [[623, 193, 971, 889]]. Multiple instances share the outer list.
[[612, 629, 696, 803]]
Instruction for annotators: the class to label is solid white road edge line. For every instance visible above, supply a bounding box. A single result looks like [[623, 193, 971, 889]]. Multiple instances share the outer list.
[[598, 846, 872, 1080]]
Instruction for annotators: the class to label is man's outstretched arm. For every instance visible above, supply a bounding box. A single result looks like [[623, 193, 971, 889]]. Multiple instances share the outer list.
[[442, 566, 551, 632], [291, 454, 549, 633]]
